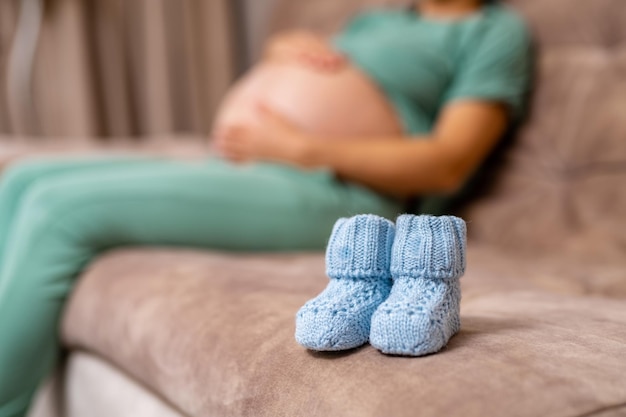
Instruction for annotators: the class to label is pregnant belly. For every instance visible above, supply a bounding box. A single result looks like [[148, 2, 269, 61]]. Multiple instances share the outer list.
[[213, 59, 404, 139]]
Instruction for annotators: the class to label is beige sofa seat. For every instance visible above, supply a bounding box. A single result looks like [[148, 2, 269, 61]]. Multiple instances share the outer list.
[[57, 247, 626, 417]]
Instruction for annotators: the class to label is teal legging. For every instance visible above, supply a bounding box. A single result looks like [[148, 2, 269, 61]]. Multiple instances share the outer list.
[[0, 155, 403, 417]]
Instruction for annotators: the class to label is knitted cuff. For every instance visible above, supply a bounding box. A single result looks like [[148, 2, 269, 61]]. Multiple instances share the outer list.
[[391, 215, 466, 281], [325, 214, 395, 280]]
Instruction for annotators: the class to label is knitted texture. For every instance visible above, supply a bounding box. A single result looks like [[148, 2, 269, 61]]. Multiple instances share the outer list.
[[370, 214, 466, 356], [295, 214, 395, 351]]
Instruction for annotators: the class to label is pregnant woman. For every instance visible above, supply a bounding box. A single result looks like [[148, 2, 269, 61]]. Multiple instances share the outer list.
[[0, 0, 531, 415]]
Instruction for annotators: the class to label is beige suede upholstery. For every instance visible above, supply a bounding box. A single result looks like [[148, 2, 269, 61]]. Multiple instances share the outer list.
[[58, 247, 626, 417], [8, 0, 626, 416]]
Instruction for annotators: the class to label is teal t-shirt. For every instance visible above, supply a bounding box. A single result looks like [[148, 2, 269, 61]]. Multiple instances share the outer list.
[[331, 1, 532, 135], [331, 2, 532, 214]]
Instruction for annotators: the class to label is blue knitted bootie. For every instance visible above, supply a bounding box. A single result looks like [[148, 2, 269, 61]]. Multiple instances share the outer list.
[[295, 214, 395, 351], [370, 214, 466, 356]]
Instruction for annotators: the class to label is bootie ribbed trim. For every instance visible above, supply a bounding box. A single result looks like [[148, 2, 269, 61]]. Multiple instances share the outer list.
[[391, 214, 466, 281], [326, 214, 395, 280]]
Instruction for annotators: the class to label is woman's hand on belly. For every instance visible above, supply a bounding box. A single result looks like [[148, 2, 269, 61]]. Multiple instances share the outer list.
[[213, 103, 309, 165], [264, 30, 347, 72]]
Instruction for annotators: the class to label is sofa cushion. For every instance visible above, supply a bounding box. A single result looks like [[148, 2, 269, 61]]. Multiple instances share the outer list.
[[508, 0, 626, 47], [61, 248, 626, 417]]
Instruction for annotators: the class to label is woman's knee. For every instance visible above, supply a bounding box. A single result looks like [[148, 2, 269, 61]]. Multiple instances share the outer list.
[[17, 177, 87, 232], [0, 181, 89, 305], [0, 158, 58, 201]]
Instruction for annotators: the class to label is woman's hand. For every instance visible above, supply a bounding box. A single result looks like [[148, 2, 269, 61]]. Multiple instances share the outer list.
[[264, 30, 347, 72], [212, 103, 311, 166]]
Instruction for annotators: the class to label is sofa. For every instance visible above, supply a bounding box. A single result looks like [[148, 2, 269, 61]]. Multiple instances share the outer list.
[[6, 0, 626, 416]]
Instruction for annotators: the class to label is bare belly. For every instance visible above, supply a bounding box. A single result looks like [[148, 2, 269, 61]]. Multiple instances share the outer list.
[[213, 59, 403, 139]]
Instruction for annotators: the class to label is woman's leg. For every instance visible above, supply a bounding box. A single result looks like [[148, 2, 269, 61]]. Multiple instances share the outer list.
[[0, 157, 402, 417], [0, 155, 162, 261]]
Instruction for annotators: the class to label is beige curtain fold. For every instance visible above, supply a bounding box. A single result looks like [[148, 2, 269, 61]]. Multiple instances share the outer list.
[[0, 1, 19, 136], [0, 0, 237, 140]]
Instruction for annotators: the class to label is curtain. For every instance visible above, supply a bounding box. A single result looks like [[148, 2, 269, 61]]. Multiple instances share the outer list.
[[0, 1, 19, 136], [0, 0, 238, 140]]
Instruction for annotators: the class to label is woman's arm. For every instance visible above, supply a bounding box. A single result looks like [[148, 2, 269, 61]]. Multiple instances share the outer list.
[[299, 101, 509, 197], [214, 100, 509, 198]]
